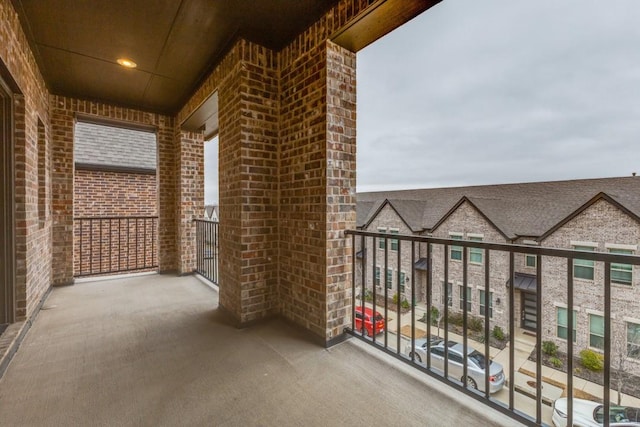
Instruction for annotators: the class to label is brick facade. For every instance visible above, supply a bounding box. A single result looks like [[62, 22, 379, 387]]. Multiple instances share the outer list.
[[0, 0, 51, 321]]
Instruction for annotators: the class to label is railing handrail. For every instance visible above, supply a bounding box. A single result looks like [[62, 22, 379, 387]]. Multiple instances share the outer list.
[[74, 215, 158, 220], [346, 229, 640, 264]]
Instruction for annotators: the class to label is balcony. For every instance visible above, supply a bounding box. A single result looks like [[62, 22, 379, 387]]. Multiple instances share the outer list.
[[0, 273, 516, 426]]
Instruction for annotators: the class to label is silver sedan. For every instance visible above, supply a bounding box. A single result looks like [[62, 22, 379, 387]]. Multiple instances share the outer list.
[[405, 338, 505, 394]]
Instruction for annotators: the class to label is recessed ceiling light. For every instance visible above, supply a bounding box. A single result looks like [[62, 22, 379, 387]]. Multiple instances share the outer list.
[[117, 58, 137, 69]]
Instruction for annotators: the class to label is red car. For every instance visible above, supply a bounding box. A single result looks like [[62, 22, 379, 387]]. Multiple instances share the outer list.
[[355, 306, 385, 337]]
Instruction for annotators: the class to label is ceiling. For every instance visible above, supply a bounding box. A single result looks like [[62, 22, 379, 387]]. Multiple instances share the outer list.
[[10, 0, 339, 115]]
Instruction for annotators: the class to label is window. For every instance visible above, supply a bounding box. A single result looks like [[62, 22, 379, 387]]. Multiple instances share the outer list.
[[375, 267, 381, 286], [459, 285, 471, 311], [556, 307, 576, 342], [589, 314, 604, 350], [574, 245, 595, 280], [399, 271, 406, 293], [442, 282, 452, 307], [378, 228, 386, 249], [610, 248, 633, 285], [627, 322, 640, 360], [390, 229, 399, 251], [479, 290, 493, 318], [525, 254, 536, 268], [450, 234, 462, 260], [469, 236, 483, 264], [386, 268, 393, 289]]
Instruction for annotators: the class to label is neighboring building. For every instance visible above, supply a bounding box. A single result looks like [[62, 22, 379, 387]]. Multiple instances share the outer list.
[[356, 176, 640, 368]]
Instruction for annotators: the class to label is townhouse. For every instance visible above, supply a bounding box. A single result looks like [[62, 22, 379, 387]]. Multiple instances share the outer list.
[[356, 176, 640, 366]]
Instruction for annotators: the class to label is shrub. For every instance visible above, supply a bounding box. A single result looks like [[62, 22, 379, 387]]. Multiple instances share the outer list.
[[468, 316, 484, 332], [401, 299, 410, 310], [447, 312, 464, 327], [392, 293, 399, 305], [550, 357, 563, 368], [492, 325, 505, 341], [580, 349, 604, 372], [542, 341, 558, 356], [430, 306, 440, 326], [364, 289, 373, 302]]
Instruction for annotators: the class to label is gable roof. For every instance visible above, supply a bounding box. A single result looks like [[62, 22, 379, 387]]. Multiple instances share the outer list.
[[74, 121, 157, 172], [430, 196, 513, 240], [357, 176, 640, 240]]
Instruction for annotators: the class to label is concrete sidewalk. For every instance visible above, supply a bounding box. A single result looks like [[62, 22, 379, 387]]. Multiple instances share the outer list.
[[0, 274, 518, 427]]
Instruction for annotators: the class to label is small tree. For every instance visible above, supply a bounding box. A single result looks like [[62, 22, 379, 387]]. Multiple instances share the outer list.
[[613, 326, 633, 406]]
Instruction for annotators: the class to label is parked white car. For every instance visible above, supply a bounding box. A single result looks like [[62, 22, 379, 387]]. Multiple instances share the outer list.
[[405, 338, 505, 394], [552, 397, 640, 427]]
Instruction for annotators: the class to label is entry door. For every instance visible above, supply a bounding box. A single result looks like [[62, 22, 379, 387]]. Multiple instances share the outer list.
[[0, 77, 13, 324], [521, 292, 537, 332]]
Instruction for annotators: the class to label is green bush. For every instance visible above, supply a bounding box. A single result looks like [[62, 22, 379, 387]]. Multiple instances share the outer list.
[[542, 341, 558, 356], [492, 325, 505, 341], [468, 316, 484, 332], [364, 289, 373, 302], [580, 349, 604, 372], [401, 299, 410, 310], [550, 357, 563, 368], [430, 306, 440, 326], [392, 293, 399, 305]]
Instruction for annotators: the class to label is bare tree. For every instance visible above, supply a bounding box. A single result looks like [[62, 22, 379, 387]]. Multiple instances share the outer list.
[[613, 324, 635, 406]]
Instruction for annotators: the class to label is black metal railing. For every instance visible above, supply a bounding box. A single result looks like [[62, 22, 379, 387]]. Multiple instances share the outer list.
[[345, 229, 640, 427], [194, 219, 219, 284], [74, 216, 158, 277]]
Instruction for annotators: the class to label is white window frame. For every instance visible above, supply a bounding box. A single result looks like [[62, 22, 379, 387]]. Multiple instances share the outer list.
[[573, 244, 596, 281], [377, 227, 387, 249], [608, 247, 633, 286], [478, 289, 493, 318], [468, 234, 483, 264], [450, 232, 463, 261], [589, 313, 605, 351]]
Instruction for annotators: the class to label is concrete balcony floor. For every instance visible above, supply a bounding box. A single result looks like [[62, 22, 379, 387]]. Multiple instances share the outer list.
[[0, 274, 519, 426]]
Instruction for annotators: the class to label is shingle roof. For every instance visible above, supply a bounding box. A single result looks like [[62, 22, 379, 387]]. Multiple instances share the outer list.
[[357, 176, 640, 239], [74, 121, 156, 171]]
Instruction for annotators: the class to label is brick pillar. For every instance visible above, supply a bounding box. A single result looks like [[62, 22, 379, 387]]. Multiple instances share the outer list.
[[278, 39, 357, 344], [176, 130, 204, 274], [217, 40, 279, 325], [50, 96, 75, 286]]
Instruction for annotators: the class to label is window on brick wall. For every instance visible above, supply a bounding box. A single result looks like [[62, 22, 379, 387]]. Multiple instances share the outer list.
[[628, 322, 640, 359], [525, 254, 536, 268], [386, 268, 393, 289], [390, 228, 399, 251], [573, 245, 595, 280], [378, 227, 387, 249], [589, 314, 604, 350], [399, 271, 406, 293], [479, 290, 493, 318], [37, 118, 46, 227], [469, 235, 483, 264], [610, 248, 633, 285], [375, 266, 381, 286], [556, 307, 576, 342], [459, 285, 471, 311], [450, 233, 463, 261], [442, 282, 452, 307]]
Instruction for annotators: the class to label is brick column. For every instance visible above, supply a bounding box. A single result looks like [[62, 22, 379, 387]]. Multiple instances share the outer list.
[[176, 130, 204, 274], [50, 96, 75, 286], [217, 40, 279, 325]]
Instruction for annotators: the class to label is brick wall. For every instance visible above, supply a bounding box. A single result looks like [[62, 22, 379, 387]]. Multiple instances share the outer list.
[[176, 130, 204, 274], [541, 199, 640, 362], [1, 0, 51, 321]]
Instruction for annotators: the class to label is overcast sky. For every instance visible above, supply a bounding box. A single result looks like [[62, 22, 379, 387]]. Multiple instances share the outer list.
[[356, 0, 640, 192], [205, 0, 640, 203]]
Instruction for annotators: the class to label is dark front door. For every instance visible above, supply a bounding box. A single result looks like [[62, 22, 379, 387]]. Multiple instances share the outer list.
[[0, 76, 14, 324], [521, 292, 537, 332]]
